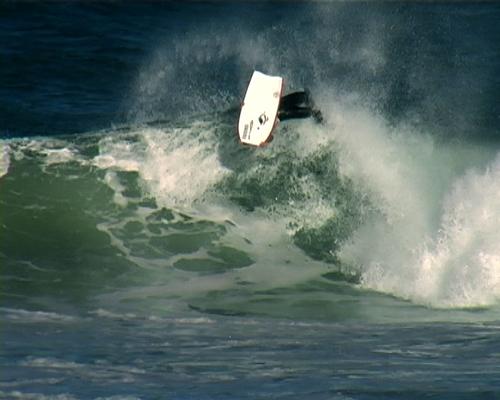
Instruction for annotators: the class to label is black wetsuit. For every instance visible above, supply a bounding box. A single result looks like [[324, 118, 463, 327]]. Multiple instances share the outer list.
[[278, 91, 322, 122]]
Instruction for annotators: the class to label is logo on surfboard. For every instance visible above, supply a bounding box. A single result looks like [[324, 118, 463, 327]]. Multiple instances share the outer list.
[[258, 112, 269, 126]]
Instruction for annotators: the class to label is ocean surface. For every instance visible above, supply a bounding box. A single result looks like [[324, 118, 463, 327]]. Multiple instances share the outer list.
[[1, 2, 500, 399]]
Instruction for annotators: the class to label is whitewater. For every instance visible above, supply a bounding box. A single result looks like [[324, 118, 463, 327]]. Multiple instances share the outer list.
[[3, 94, 498, 310]]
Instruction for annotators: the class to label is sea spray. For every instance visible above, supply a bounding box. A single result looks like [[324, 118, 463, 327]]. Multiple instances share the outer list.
[[326, 98, 500, 308], [93, 125, 230, 210]]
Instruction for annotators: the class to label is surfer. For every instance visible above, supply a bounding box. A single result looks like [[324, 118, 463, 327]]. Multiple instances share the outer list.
[[278, 90, 323, 123], [262, 91, 323, 145]]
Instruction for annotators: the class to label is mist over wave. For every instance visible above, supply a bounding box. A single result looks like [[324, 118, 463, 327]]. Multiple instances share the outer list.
[[126, 2, 499, 139]]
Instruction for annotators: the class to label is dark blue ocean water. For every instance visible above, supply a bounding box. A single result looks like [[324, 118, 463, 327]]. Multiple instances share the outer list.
[[1, 2, 500, 399], [2, 1, 499, 138]]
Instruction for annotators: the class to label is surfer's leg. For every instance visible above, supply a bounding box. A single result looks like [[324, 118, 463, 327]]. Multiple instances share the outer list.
[[279, 92, 310, 121], [278, 107, 313, 121], [280, 92, 310, 110], [278, 90, 323, 123]]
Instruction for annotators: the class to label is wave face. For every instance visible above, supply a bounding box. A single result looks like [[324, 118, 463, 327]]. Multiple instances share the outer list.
[[1, 2, 500, 320], [1, 111, 499, 318]]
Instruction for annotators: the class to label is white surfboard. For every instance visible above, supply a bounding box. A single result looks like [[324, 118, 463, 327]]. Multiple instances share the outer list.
[[238, 71, 283, 147]]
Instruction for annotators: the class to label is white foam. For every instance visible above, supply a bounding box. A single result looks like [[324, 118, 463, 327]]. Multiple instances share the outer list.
[[94, 396, 142, 400], [21, 357, 83, 370], [325, 99, 500, 308], [20, 357, 146, 384], [42, 148, 78, 166], [93, 137, 142, 172], [89, 308, 138, 320], [103, 170, 129, 207], [0, 141, 10, 178], [172, 317, 216, 325], [5, 138, 85, 172], [409, 155, 500, 307], [0, 379, 63, 389], [1, 308, 77, 323], [139, 126, 229, 208], [0, 391, 77, 400], [93, 125, 229, 210]]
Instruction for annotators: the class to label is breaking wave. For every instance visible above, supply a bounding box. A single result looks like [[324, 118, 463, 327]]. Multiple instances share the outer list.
[[2, 1, 499, 318]]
